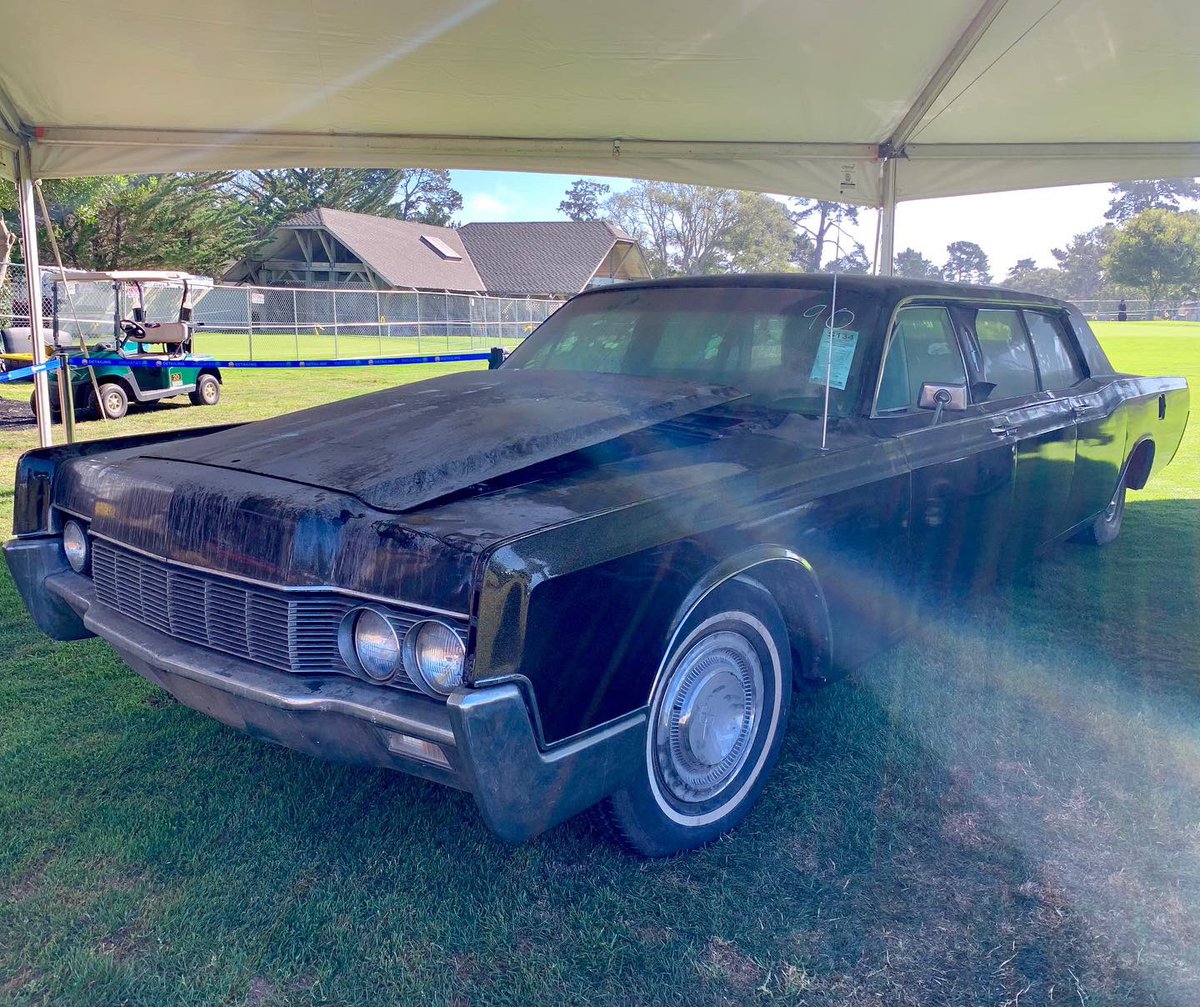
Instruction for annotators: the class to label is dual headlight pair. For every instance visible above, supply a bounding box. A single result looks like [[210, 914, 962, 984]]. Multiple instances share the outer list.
[[350, 609, 466, 697]]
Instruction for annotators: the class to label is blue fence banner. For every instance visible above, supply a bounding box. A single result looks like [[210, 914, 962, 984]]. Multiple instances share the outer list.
[[64, 352, 492, 370], [0, 358, 61, 383]]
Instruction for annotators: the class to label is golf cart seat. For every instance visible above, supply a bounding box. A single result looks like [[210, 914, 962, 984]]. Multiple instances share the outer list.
[[1, 326, 77, 354], [119, 319, 191, 349]]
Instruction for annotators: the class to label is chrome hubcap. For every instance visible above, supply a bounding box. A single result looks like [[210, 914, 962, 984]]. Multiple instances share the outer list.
[[655, 630, 763, 805]]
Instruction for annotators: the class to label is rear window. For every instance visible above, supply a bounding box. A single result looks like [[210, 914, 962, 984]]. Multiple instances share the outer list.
[[1024, 310, 1085, 390]]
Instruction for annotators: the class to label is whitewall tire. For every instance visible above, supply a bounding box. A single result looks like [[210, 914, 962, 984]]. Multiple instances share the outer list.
[[597, 579, 792, 856]]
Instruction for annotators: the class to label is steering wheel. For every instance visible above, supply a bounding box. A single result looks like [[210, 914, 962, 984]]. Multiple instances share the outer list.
[[119, 318, 147, 340]]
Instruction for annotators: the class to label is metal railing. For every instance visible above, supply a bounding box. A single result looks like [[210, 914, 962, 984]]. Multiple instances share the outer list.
[[1, 266, 562, 359], [1074, 298, 1200, 323]]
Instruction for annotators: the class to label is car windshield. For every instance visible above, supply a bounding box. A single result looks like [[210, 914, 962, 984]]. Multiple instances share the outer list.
[[503, 284, 882, 416]]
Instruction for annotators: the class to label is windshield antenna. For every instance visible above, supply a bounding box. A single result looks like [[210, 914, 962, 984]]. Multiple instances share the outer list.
[[820, 223, 844, 451]]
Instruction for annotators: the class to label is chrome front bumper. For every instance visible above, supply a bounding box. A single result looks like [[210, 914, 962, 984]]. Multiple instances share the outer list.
[[4, 535, 645, 842]]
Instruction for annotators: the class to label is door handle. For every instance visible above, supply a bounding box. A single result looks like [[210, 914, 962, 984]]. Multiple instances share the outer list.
[[990, 418, 1019, 437]]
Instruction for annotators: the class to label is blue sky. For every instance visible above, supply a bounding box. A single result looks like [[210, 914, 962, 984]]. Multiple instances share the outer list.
[[450, 169, 1126, 279]]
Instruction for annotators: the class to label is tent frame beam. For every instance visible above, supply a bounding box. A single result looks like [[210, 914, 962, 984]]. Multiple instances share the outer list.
[[882, 0, 1012, 156]]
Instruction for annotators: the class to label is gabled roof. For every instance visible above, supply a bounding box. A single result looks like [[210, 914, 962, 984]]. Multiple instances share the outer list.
[[282, 207, 485, 291], [458, 221, 634, 296]]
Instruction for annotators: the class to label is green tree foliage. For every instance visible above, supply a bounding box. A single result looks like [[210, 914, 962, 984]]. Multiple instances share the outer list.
[[604, 182, 793, 276], [823, 247, 871, 274], [1104, 209, 1200, 312], [1105, 178, 1200, 223], [1005, 257, 1037, 283], [389, 169, 464, 226], [942, 240, 992, 285], [1, 173, 247, 277], [1005, 267, 1071, 299], [226, 168, 463, 244], [789, 200, 862, 270], [558, 179, 611, 222], [1050, 225, 1116, 301], [893, 247, 940, 279]]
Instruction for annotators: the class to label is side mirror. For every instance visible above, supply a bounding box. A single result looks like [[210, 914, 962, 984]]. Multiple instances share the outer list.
[[487, 346, 508, 370], [918, 382, 968, 426]]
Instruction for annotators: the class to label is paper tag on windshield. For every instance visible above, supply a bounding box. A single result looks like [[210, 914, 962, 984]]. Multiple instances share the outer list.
[[810, 329, 858, 391]]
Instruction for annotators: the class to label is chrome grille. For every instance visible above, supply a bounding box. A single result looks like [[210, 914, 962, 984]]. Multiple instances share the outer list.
[[89, 540, 460, 691]]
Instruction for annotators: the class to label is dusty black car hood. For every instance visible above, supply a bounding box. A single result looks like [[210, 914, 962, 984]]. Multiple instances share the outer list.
[[142, 369, 745, 513]]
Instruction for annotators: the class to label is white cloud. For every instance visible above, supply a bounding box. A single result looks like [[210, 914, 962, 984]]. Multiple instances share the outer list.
[[461, 191, 515, 221]]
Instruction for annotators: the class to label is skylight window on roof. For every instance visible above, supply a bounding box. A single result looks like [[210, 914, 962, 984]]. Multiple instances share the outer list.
[[421, 235, 462, 260]]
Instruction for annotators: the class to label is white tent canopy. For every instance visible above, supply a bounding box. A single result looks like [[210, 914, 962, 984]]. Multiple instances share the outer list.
[[1, 0, 1197, 202], [1, 0, 1197, 446]]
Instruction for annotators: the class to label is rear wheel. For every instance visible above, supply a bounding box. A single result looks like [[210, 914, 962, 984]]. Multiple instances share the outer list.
[[93, 382, 129, 420], [189, 374, 220, 406], [29, 390, 61, 420], [1073, 471, 1127, 546], [595, 579, 792, 857]]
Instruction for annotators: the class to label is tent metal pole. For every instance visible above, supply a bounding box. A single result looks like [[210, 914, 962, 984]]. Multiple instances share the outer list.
[[878, 158, 898, 277], [15, 144, 53, 448]]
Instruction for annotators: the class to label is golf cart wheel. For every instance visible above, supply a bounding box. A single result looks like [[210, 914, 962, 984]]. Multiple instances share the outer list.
[[94, 382, 129, 420], [189, 374, 221, 406], [29, 390, 61, 421], [595, 579, 792, 857], [1073, 471, 1127, 547]]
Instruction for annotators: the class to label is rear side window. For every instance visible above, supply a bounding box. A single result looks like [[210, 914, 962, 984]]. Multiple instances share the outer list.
[[972, 309, 1038, 400], [876, 306, 967, 412], [1024, 310, 1084, 389]]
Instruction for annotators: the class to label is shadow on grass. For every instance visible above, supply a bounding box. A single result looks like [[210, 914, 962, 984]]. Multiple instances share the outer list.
[[1, 500, 1197, 1006]]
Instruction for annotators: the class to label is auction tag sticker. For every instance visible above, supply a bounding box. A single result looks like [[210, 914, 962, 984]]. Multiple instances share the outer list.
[[810, 329, 859, 390]]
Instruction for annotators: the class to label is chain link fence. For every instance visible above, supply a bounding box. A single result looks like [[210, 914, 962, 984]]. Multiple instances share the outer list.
[[1, 266, 562, 359], [1074, 298, 1200, 323]]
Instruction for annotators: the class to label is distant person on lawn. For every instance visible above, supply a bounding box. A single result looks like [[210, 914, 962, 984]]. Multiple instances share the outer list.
[[1118, 298, 1128, 322]]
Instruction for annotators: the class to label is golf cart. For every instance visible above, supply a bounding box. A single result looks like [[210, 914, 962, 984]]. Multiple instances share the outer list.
[[33, 271, 221, 421]]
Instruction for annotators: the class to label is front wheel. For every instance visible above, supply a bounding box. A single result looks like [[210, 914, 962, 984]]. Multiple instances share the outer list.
[[596, 579, 792, 856], [1073, 471, 1127, 546], [93, 382, 129, 420], [189, 374, 220, 406]]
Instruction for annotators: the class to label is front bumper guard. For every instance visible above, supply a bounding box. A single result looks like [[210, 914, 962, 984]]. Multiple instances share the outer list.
[[4, 535, 645, 843]]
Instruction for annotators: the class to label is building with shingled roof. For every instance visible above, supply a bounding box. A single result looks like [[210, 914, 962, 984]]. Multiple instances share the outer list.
[[224, 207, 651, 297]]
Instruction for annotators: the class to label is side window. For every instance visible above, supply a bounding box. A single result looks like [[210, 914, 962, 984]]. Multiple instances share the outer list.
[[1024, 310, 1085, 390], [875, 306, 967, 413], [972, 308, 1038, 400]]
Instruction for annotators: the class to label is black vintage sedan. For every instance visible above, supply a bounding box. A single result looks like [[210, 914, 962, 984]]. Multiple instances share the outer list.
[[5, 275, 1189, 855]]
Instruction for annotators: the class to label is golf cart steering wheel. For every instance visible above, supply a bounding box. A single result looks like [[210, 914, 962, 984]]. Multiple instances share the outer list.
[[120, 318, 147, 340]]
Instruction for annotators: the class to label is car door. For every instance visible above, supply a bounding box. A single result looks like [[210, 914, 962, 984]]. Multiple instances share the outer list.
[[871, 303, 1016, 593], [957, 305, 1078, 555]]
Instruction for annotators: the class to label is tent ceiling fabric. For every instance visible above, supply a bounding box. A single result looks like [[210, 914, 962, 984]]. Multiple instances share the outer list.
[[0, 0, 1196, 201]]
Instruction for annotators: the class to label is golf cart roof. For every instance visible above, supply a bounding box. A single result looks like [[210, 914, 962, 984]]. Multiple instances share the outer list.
[[55, 269, 197, 283]]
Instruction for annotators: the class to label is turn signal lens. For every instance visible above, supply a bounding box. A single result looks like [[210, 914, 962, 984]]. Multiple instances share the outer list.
[[404, 620, 466, 696], [62, 520, 89, 574]]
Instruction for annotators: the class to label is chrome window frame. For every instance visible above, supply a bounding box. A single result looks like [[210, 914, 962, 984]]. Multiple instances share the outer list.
[[869, 301, 971, 418], [869, 294, 1077, 419]]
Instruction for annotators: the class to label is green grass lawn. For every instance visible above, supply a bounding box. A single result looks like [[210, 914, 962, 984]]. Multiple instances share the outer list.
[[1, 324, 1198, 1006]]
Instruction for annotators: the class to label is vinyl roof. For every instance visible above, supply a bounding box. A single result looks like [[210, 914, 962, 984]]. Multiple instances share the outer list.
[[0, 0, 1196, 203]]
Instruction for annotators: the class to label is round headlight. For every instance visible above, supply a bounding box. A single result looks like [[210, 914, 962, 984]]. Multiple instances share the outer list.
[[62, 520, 89, 573], [353, 609, 402, 681], [404, 620, 466, 696]]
